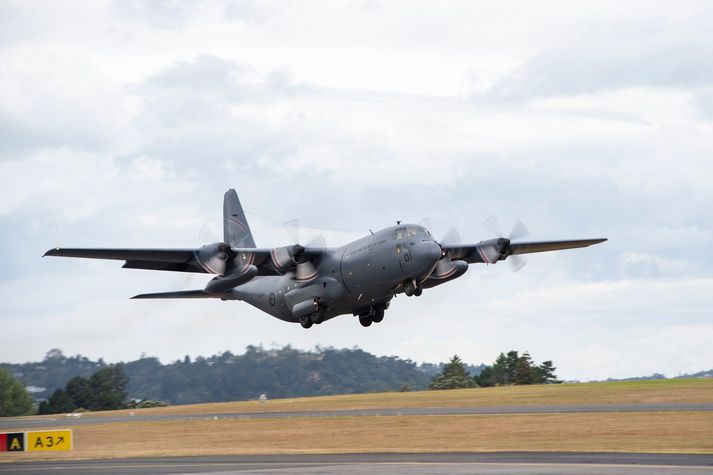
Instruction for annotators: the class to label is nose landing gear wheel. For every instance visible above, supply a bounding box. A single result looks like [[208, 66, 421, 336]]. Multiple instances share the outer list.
[[310, 306, 325, 324], [404, 280, 422, 297], [299, 314, 313, 329]]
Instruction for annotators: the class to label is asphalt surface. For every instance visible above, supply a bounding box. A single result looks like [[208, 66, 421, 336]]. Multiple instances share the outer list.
[[2, 453, 713, 474], [2, 402, 712, 430]]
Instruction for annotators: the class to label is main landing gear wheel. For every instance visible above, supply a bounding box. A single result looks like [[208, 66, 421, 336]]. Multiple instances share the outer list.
[[299, 314, 313, 329], [413, 285, 423, 297], [359, 316, 372, 327], [371, 305, 385, 323]]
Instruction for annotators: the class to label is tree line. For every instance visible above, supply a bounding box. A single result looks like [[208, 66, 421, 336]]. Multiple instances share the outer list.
[[429, 351, 559, 390], [1, 347, 559, 416], [2, 346, 436, 407], [38, 365, 128, 414]]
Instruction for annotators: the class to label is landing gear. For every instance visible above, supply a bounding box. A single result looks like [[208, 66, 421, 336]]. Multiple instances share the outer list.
[[298, 300, 326, 329], [358, 303, 386, 327], [403, 280, 422, 297], [310, 306, 325, 324], [371, 305, 384, 323], [299, 314, 313, 329]]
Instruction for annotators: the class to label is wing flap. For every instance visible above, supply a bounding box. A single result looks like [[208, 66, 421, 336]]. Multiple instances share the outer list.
[[122, 260, 203, 273]]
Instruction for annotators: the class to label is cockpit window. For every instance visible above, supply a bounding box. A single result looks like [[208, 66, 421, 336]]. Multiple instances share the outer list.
[[394, 226, 430, 240]]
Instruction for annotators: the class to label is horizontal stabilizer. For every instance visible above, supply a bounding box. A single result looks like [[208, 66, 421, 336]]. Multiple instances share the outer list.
[[131, 290, 225, 299], [510, 238, 607, 255]]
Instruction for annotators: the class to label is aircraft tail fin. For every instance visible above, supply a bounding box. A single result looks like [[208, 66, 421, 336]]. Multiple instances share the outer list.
[[223, 189, 256, 248]]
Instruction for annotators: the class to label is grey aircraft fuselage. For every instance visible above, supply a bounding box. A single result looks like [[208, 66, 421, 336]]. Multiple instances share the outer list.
[[233, 225, 440, 323]]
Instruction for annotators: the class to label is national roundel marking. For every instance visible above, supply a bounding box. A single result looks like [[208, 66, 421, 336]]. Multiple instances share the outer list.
[[269, 293, 276, 306]]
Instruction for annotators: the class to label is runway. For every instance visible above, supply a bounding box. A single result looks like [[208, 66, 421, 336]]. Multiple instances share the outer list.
[[2, 453, 713, 474], [2, 402, 712, 430]]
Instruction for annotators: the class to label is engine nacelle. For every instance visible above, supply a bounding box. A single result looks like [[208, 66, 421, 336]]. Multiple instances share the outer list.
[[473, 237, 510, 264], [204, 265, 258, 293], [270, 245, 303, 272], [422, 258, 468, 289]]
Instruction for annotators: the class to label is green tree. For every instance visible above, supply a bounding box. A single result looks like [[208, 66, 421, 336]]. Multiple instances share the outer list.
[[66, 376, 93, 409], [473, 366, 496, 387], [0, 368, 33, 417], [537, 360, 560, 384], [90, 365, 128, 410], [514, 351, 536, 385], [39, 388, 75, 414], [491, 351, 520, 385], [429, 355, 475, 390]]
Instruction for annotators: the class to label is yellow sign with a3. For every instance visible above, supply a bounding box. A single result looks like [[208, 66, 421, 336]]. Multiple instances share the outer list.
[[26, 430, 72, 452]]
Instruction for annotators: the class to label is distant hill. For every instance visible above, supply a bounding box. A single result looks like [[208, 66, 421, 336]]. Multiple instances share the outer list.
[[1, 347, 486, 404], [604, 370, 713, 382]]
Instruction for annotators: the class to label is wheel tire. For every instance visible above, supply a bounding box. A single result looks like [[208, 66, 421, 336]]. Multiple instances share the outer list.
[[310, 308, 325, 324], [359, 316, 372, 327], [299, 315, 313, 329], [372, 306, 384, 323], [404, 282, 415, 297], [414, 286, 423, 297]]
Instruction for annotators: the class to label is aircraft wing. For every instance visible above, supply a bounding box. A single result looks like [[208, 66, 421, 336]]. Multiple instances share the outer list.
[[43, 248, 207, 273], [509, 238, 607, 255], [43, 246, 325, 275], [442, 238, 607, 264]]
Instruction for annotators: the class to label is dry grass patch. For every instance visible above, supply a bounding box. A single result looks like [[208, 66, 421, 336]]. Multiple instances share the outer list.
[[66, 378, 713, 420], [3, 411, 712, 462], [5, 378, 712, 435]]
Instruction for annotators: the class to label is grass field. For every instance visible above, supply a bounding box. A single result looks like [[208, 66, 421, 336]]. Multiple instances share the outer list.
[[68, 377, 713, 419], [1, 379, 712, 462]]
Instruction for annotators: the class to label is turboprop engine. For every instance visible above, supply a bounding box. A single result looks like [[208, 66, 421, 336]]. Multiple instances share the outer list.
[[194, 242, 258, 293], [475, 237, 511, 264]]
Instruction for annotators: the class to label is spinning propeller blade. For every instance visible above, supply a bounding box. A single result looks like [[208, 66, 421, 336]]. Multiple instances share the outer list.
[[483, 216, 530, 272], [283, 220, 326, 283]]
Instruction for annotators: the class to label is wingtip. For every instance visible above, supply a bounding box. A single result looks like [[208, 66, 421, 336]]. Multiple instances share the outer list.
[[43, 248, 59, 257]]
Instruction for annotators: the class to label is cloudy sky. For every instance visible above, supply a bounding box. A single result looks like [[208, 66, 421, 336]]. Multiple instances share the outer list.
[[1, 0, 712, 381]]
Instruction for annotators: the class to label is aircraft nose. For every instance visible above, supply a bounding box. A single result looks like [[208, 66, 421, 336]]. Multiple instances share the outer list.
[[413, 240, 442, 269]]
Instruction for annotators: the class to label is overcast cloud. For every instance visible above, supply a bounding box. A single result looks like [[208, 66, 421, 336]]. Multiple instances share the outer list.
[[1, 0, 712, 381]]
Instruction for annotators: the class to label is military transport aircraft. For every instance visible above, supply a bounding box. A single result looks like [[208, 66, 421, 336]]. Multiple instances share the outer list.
[[45, 189, 606, 328]]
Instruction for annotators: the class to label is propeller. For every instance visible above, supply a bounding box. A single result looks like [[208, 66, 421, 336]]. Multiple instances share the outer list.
[[483, 215, 529, 271], [282, 220, 327, 283], [440, 226, 462, 247]]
